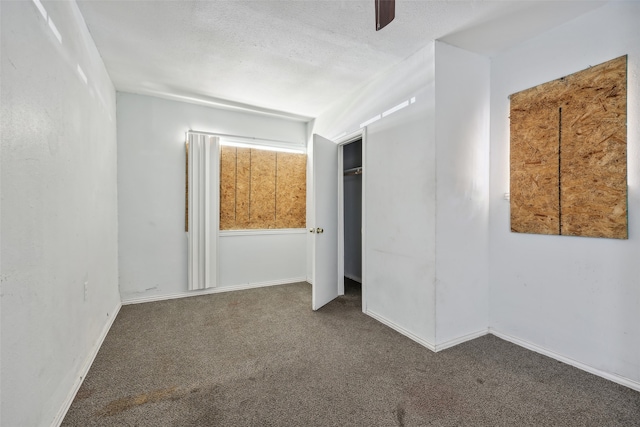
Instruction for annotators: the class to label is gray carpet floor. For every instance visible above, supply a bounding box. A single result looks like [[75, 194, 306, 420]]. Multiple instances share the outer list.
[[63, 280, 640, 426]]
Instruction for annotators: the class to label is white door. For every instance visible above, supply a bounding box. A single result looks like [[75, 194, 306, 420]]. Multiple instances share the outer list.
[[312, 134, 339, 310]]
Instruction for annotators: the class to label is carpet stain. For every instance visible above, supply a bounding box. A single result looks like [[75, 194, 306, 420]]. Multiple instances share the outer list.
[[476, 378, 485, 384], [75, 388, 94, 400], [394, 403, 406, 427], [95, 386, 179, 417]]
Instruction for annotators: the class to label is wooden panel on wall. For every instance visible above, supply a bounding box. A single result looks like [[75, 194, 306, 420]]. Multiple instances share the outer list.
[[560, 56, 627, 239], [235, 148, 251, 229], [219, 145, 237, 230], [510, 98, 560, 235], [275, 153, 307, 228], [510, 55, 627, 239], [249, 149, 277, 229], [219, 146, 306, 230]]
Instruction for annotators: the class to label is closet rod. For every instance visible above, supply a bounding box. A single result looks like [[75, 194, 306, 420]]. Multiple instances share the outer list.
[[186, 130, 303, 148], [344, 167, 363, 176]]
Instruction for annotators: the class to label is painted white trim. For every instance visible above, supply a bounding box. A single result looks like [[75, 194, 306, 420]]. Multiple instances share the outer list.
[[121, 278, 308, 305], [334, 129, 366, 146], [187, 130, 307, 149], [335, 129, 366, 310], [52, 301, 122, 427], [219, 138, 305, 154], [490, 329, 640, 392], [337, 143, 345, 296], [366, 309, 436, 352], [360, 129, 367, 313], [435, 329, 489, 352], [219, 228, 306, 237]]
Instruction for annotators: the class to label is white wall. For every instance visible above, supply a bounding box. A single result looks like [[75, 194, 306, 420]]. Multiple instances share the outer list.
[[489, 1, 640, 386], [116, 93, 308, 302], [434, 42, 490, 346], [313, 42, 491, 348], [218, 230, 306, 287], [314, 44, 438, 345], [1, 2, 120, 426]]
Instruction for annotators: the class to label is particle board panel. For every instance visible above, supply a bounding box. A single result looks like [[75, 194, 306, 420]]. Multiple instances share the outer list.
[[510, 98, 560, 235], [219, 145, 237, 230], [275, 152, 307, 229], [510, 55, 627, 239], [560, 56, 627, 239], [249, 149, 276, 229], [235, 148, 251, 229]]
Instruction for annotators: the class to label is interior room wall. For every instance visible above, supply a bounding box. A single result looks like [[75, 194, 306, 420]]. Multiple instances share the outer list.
[[313, 44, 438, 345], [218, 230, 307, 289], [434, 42, 490, 347], [489, 1, 640, 387], [116, 93, 308, 303], [1, 2, 120, 426]]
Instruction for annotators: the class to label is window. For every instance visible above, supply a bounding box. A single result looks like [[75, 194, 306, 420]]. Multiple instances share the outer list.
[[219, 145, 306, 230]]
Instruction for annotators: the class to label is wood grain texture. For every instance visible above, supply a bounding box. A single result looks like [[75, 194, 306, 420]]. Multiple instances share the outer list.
[[510, 98, 560, 235], [235, 148, 251, 229], [249, 149, 277, 229], [219, 146, 237, 230], [276, 153, 307, 228], [218, 147, 306, 230], [560, 56, 627, 238], [510, 55, 627, 239]]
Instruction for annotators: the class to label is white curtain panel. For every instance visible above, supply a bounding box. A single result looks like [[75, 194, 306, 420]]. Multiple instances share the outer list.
[[188, 133, 219, 290]]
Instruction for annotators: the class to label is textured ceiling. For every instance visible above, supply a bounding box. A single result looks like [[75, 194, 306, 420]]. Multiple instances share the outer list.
[[77, 0, 605, 120]]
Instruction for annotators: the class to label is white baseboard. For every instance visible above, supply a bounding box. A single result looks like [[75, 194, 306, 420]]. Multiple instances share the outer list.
[[52, 301, 122, 427], [121, 277, 308, 305], [435, 329, 489, 352], [357, 313, 640, 392], [490, 328, 640, 392], [365, 309, 436, 352], [365, 310, 488, 353]]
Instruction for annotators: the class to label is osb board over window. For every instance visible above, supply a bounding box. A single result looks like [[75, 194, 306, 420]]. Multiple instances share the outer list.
[[275, 153, 307, 229], [510, 55, 627, 239], [220, 146, 306, 230]]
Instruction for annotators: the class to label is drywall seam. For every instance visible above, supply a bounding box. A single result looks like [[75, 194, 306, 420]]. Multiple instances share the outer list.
[[490, 329, 640, 392], [51, 301, 122, 427], [121, 278, 308, 305], [366, 310, 437, 352]]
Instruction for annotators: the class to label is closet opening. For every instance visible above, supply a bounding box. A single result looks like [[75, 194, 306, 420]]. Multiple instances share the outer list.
[[339, 137, 363, 306]]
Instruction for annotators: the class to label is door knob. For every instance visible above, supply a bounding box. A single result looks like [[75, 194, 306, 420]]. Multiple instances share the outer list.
[[309, 228, 316, 233], [316, 228, 324, 234]]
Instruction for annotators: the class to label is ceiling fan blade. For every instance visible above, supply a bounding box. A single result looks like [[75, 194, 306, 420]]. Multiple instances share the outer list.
[[375, 0, 395, 31]]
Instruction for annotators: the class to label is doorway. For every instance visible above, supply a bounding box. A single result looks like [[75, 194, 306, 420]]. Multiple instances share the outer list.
[[311, 131, 365, 312], [338, 135, 365, 311]]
